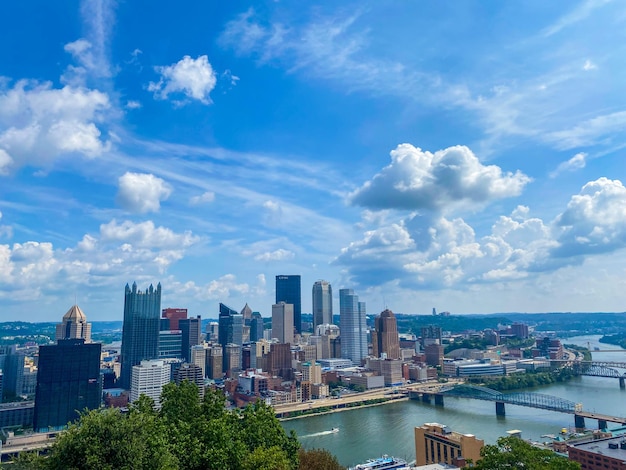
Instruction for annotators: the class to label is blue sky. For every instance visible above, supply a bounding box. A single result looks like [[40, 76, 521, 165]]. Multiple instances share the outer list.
[[1, 1, 626, 322]]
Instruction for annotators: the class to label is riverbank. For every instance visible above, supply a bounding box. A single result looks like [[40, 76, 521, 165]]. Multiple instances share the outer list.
[[278, 395, 407, 421]]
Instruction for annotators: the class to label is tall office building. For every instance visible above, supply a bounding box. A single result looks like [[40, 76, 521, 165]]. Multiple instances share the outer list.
[[161, 308, 187, 331], [218, 303, 243, 347], [312, 280, 333, 331], [272, 302, 294, 345], [250, 312, 264, 342], [55, 305, 92, 342], [218, 303, 243, 373], [129, 359, 170, 407], [339, 289, 367, 365], [206, 345, 223, 380], [120, 282, 161, 390], [276, 275, 302, 334], [180, 316, 201, 362], [372, 309, 401, 360], [34, 339, 102, 432], [240, 303, 252, 321], [158, 330, 182, 359]]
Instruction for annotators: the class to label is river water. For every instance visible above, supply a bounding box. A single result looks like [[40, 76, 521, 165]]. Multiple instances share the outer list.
[[282, 335, 626, 467]]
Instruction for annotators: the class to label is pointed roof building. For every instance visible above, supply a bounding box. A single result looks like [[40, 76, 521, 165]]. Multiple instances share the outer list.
[[56, 305, 92, 343], [240, 303, 252, 321]]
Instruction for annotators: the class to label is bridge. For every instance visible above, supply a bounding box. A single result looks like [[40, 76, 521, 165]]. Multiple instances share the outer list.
[[553, 360, 626, 386], [411, 384, 626, 430]]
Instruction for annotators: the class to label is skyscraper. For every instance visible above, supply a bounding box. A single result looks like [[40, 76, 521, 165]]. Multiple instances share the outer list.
[[312, 280, 333, 331], [130, 359, 170, 407], [271, 302, 294, 344], [372, 309, 401, 359], [34, 339, 102, 432], [276, 275, 301, 334], [339, 289, 367, 365], [120, 282, 161, 390], [55, 305, 92, 342], [218, 303, 243, 373], [250, 312, 264, 342], [179, 315, 201, 362]]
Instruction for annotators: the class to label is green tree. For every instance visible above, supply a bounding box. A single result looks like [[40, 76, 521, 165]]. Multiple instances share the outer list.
[[465, 436, 580, 470], [298, 448, 345, 470]]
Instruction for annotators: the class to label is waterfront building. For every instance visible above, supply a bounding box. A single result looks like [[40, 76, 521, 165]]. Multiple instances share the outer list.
[[414, 422, 484, 467], [568, 436, 626, 469], [179, 315, 202, 362], [158, 330, 182, 359], [339, 289, 367, 365], [120, 282, 161, 390], [312, 280, 333, 331], [129, 359, 170, 407], [317, 358, 352, 369], [276, 275, 302, 334], [34, 339, 102, 432], [372, 308, 401, 360], [55, 305, 91, 342], [161, 308, 187, 331], [424, 343, 444, 368], [272, 302, 294, 344], [366, 357, 404, 386]]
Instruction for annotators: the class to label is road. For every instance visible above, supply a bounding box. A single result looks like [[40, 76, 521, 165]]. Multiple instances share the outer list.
[[273, 379, 465, 416]]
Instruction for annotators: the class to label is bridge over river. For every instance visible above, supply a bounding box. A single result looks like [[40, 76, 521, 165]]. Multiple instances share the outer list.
[[411, 384, 626, 430], [554, 360, 626, 385]]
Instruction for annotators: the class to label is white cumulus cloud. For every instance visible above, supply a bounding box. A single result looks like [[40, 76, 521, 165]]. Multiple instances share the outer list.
[[350, 144, 531, 212], [116, 172, 172, 213], [148, 55, 217, 104], [554, 177, 626, 257], [0, 80, 111, 171]]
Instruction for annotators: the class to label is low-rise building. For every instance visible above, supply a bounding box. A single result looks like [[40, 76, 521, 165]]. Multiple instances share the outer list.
[[414, 422, 484, 467]]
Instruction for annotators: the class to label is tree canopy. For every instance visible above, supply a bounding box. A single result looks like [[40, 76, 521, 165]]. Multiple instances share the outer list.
[[465, 436, 580, 470], [15, 382, 302, 470]]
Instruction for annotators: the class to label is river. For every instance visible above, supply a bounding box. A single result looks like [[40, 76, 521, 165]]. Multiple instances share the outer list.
[[282, 335, 626, 467]]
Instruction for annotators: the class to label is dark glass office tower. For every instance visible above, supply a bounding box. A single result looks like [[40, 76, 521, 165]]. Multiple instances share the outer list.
[[250, 311, 264, 342], [218, 303, 243, 373], [34, 339, 102, 432], [180, 316, 201, 362], [276, 275, 302, 334], [120, 282, 161, 390]]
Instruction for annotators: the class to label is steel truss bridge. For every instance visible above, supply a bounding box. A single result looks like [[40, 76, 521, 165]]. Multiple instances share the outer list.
[[553, 360, 626, 380], [439, 384, 579, 413], [413, 384, 626, 429]]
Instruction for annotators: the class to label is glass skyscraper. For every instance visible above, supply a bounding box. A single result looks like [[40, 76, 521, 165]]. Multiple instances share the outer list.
[[218, 303, 243, 373], [276, 275, 301, 333], [312, 280, 333, 331], [120, 282, 161, 390], [34, 339, 102, 432], [339, 288, 367, 365]]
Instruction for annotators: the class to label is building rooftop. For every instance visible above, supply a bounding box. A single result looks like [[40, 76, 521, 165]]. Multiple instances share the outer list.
[[571, 436, 626, 459]]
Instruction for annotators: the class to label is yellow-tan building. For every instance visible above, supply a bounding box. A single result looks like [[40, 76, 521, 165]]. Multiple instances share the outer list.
[[414, 422, 484, 466]]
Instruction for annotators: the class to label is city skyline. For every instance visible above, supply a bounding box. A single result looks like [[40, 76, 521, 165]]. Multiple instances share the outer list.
[[2, 1, 626, 322]]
